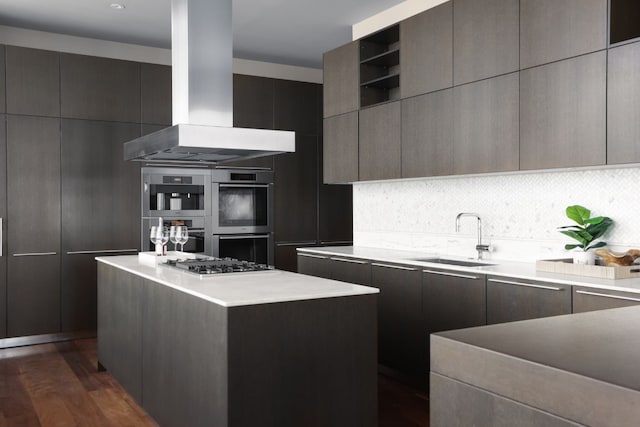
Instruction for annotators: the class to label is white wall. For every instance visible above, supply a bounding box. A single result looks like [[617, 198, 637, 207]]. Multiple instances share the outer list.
[[353, 167, 640, 262], [0, 25, 323, 83]]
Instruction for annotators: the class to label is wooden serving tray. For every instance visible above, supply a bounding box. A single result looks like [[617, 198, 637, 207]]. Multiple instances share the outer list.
[[536, 258, 640, 280]]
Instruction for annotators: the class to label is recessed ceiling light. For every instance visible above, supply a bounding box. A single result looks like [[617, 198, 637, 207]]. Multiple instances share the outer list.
[[110, 3, 126, 10]]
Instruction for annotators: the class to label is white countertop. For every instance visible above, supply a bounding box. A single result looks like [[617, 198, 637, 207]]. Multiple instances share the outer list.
[[298, 246, 640, 294], [96, 255, 378, 307]]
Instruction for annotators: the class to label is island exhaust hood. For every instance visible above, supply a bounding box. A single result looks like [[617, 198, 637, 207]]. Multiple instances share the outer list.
[[124, 0, 295, 164]]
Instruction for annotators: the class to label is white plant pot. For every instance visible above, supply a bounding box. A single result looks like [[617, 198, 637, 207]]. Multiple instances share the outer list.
[[573, 251, 596, 265]]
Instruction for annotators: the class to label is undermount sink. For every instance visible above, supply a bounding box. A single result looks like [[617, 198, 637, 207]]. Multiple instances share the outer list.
[[412, 258, 496, 267]]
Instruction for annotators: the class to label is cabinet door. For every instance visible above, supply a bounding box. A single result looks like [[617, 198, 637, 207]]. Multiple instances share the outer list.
[[297, 253, 332, 279], [60, 53, 141, 122], [276, 243, 317, 272], [520, 0, 607, 69], [453, 0, 519, 85], [423, 269, 486, 334], [141, 63, 171, 126], [323, 41, 359, 117], [371, 263, 423, 382], [7, 115, 61, 337], [520, 52, 606, 170], [359, 101, 401, 181], [274, 79, 319, 134], [0, 116, 6, 337], [486, 277, 571, 325], [274, 134, 317, 243], [573, 287, 640, 313], [400, 2, 452, 98], [402, 89, 453, 178], [61, 119, 141, 332], [318, 183, 353, 244], [323, 112, 358, 184], [5, 46, 60, 117], [453, 73, 519, 174], [329, 256, 371, 285], [607, 41, 640, 165]]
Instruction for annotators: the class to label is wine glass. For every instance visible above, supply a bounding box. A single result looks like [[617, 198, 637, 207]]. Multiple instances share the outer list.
[[169, 226, 179, 252], [149, 225, 159, 252], [157, 226, 170, 254], [176, 226, 189, 252]]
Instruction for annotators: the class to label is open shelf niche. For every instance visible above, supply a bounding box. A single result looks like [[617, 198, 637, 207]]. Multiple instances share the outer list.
[[360, 24, 400, 108]]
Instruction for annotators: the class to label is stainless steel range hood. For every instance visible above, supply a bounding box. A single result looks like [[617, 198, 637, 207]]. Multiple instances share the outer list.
[[124, 0, 295, 164]]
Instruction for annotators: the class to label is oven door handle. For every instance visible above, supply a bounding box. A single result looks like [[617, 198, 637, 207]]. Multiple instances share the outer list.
[[218, 183, 270, 189], [218, 234, 270, 240]]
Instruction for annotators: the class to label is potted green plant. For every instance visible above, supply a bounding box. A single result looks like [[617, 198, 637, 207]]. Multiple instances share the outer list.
[[558, 205, 613, 265]]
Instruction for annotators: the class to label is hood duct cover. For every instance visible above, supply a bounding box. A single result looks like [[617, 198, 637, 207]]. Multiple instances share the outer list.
[[124, 0, 295, 164]]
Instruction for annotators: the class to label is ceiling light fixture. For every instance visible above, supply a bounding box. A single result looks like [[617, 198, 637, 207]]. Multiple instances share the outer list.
[[110, 3, 126, 10]]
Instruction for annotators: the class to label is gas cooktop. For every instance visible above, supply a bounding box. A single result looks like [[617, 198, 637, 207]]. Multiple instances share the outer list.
[[166, 257, 274, 276]]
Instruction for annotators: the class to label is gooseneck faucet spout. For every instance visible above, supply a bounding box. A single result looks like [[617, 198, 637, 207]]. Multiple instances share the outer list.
[[455, 213, 490, 260]]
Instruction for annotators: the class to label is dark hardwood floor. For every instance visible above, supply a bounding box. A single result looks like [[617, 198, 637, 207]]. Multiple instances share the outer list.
[[0, 339, 429, 426]]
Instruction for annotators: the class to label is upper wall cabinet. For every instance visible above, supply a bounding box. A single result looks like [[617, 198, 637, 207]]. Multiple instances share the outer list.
[[453, 0, 519, 86], [60, 54, 141, 122], [141, 63, 171, 126], [520, 0, 607, 69], [402, 89, 453, 178], [359, 101, 401, 181], [359, 25, 400, 108], [323, 112, 359, 184], [453, 73, 519, 174], [6, 46, 60, 117], [607, 41, 640, 165], [400, 2, 452, 98], [609, 0, 640, 45], [0, 46, 5, 113], [520, 51, 606, 170], [323, 41, 359, 118]]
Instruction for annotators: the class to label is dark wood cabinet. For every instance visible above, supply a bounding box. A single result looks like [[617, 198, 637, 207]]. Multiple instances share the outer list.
[[359, 101, 401, 181], [329, 256, 371, 286], [318, 183, 353, 244], [276, 243, 317, 273], [372, 263, 423, 384], [607, 41, 640, 165], [520, 52, 606, 170], [486, 277, 571, 324], [573, 286, 640, 313], [323, 112, 358, 184], [6, 115, 61, 337], [297, 252, 332, 279], [274, 79, 319, 134], [60, 53, 141, 122], [0, 46, 5, 113], [0, 116, 6, 337], [141, 63, 171, 126], [61, 119, 141, 332], [400, 1, 452, 98], [97, 263, 144, 403], [453, 72, 519, 174], [402, 89, 453, 178], [453, 0, 519, 85], [323, 41, 359, 118], [610, 0, 640, 45], [5, 46, 60, 117], [274, 134, 317, 243], [520, 0, 607, 69]]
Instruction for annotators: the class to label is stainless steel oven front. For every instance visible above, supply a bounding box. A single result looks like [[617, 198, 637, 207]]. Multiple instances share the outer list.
[[211, 169, 273, 235], [212, 233, 274, 266], [142, 167, 212, 217], [142, 217, 213, 254]]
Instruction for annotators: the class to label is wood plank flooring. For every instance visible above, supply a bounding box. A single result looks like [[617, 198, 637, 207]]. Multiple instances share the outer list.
[[0, 339, 429, 426]]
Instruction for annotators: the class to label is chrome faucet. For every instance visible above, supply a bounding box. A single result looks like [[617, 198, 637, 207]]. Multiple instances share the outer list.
[[455, 213, 490, 260]]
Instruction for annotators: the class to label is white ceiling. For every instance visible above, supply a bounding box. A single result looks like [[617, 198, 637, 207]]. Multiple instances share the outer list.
[[0, 0, 406, 68]]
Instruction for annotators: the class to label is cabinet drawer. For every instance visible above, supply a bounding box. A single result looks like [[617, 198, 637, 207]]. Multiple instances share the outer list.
[[573, 287, 640, 313], [329, 256, 371, 285], [297, 253, 332, 279]]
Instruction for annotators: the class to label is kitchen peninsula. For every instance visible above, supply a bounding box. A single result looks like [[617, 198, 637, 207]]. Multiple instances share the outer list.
[[96, 255, 378, 427]]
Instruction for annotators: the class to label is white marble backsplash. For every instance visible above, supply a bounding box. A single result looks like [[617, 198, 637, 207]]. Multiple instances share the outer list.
[[353, 167, 640, 262]]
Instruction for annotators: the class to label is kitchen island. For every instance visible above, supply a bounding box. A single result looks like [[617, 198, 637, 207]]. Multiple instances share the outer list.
[[96, 255, 379, 427], [430, 305, 640, 426]]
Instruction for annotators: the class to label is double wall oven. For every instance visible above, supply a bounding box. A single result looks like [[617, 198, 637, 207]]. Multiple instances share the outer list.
[[141, 167, 274, 265]]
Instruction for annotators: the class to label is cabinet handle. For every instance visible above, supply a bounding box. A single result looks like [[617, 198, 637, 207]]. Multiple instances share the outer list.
[[422, 269, 479, 280], [371, 263, 417, 271], [575, 290, 640, 303], [0, 217, 3, 257], [319, 241, 353, 245], [298, 253, 328, 260], [13, 252, 57, 257], [330, 257, 368, 265], [277, 241, 317, 247], [488, 278, 564, 291], [66, 249, 138, 255]]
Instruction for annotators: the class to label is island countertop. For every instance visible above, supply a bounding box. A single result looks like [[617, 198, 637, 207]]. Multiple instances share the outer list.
[[96, 255, 378, 307]]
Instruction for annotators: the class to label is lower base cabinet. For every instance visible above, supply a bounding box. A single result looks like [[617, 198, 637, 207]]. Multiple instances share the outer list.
[[297, 252, 332, 279], [573, 286, 640, 313], [487, 276, 572, 324]]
